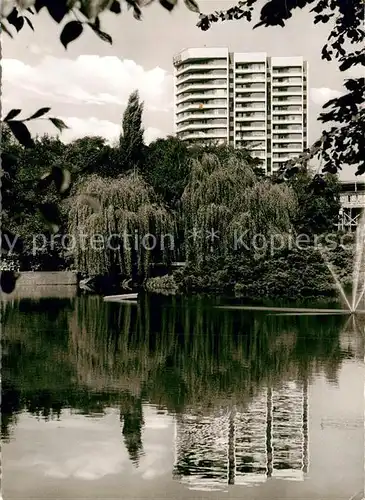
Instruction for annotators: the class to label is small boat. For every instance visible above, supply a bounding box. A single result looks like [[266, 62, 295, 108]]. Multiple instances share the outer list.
[[103, 293, 138, 302]]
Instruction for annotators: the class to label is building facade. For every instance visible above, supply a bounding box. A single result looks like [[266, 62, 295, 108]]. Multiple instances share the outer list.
[[173, 48, 308, 175]]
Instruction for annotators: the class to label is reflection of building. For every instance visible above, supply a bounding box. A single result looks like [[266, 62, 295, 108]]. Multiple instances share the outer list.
[[338, 179, 365, 231], [173, 410, 230, 490], [173, 48, 308, 175], [173, 380, 309, 489], [272, 381, 309, 480]]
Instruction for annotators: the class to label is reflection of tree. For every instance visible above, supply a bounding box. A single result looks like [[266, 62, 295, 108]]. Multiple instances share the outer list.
[[119, 392, 144, 466], [2, 294, 359, 448]]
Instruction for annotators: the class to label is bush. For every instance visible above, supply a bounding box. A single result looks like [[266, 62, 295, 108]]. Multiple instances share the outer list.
[[144, 274, 178, 295], [173, 246, 352, 300]]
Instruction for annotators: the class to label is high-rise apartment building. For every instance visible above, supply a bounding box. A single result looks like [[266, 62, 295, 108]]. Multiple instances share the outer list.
[[173, 48, 308, 175]]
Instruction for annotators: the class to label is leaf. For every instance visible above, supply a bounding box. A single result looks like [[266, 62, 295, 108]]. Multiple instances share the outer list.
[[88, 24, 113, 44], [78, 194, 101, 212], [24, 16, 34, 30], [39, 202, 61, 233], [46, 2, 68, 23], [110, 0, 121, 13], [49, 117, 69, 132], [184, 0, 199, 13], [7, 8, 24, 32], [339, 58, 353, 72], [4, 109, 21, 121], [34, 0, 46, 13], [160, 0, 177, 11], [0, 271, 19, 294], [52, 166, 71, 194], [60, 21, 83, 49], [1, 22, 13, 38], [96, 29, 112, 43], [133, 4, 142, 19], [25, 107, 51, 121], [7, 120, 34, 148]]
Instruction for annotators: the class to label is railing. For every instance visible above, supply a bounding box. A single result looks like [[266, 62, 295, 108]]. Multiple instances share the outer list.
[[340, 193, 365, 208]]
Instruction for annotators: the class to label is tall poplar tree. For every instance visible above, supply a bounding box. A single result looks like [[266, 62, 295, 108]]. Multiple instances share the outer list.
[[120, 90, 145, 173]]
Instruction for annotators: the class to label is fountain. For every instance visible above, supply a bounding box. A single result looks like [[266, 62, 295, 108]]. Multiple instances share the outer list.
[[326, 207, 365, 314], [351, 209, 365, 312], [217, 209, 365, 316]]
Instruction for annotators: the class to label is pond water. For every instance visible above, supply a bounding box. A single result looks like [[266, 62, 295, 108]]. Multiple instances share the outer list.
[[2, 293, 364, 499]]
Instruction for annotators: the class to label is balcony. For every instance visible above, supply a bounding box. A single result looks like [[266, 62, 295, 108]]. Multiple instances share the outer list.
[[272, 98, 302, 104], [235, 103, 266, 111], [340, 191, 365, 208], [272, 90, 303, 97], [176, 112, 228, 125], [272, 117, 303, 125], [235, 95, 266, 102], [181, 130, 228, 141], [235, 66, 266, 73], [238, 144, 266, 151], [236, 115, 266, 121], [273, 123, 303, 130], [235, 83, 266, 91], [272, 68, 303, 76], [176, 93, 227, 105], [235, 74, 266, 82], [272, 80, 303, 87], [236, 124, 266, 131], [177, 121, 228, 133], [176, 81, 228, 96], [272, 109, 302, 115], [177, 71, 227, 85], [272, 143, 302, 151], [175, 61, 228, 77], [236, 131, 266, 138], [272, 136, 303, 142]]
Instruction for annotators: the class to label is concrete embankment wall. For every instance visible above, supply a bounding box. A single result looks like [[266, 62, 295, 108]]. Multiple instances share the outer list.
[[1, 272, 78, 301], [15, 271, 78, 286]]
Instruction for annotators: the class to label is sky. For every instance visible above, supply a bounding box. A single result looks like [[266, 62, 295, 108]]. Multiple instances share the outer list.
[[2, 0, 363, 180]]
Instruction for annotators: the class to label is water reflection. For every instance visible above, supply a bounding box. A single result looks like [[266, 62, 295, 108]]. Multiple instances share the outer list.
[[1, 294, 363, 493]]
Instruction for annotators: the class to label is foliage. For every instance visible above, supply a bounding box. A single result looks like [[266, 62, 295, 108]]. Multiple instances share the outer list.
[[1, 129, 71, 270], [288, 171, 341, 234], [142, 136, 191, 208], [174, 246, 352, 299], [0, 0, 200, 292], [191, 143, 266, 177], [197, 0, 365, 176], [181, 153, 297, 264], [144, 274, 178, 294], [120, 90, 145, 173], [68, 173, 175, 278], [63, 136, 111, 177], [1, 122, 348, 294], [1, 0, 200, 46]]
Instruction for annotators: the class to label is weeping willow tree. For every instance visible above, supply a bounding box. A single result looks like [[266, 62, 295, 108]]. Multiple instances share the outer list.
[[182, 153, 298, 264], [68, 174, 175, 278]]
